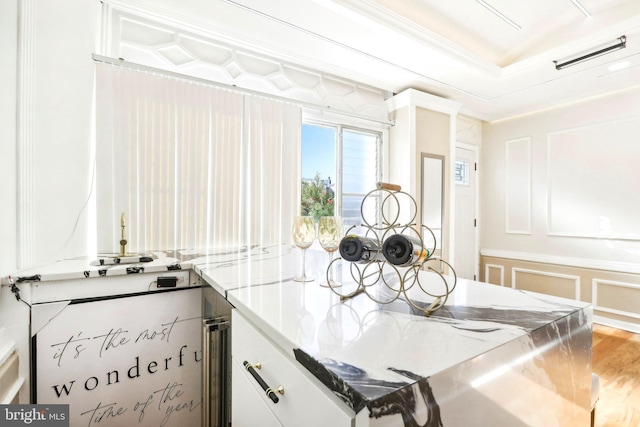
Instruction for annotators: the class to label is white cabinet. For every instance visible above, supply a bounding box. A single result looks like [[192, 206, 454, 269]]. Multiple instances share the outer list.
[[232, 357, 282, 427], [0, 327, 22, 404], [232, 310, 353, 427]]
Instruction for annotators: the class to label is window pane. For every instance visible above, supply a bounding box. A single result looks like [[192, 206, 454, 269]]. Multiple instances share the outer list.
[[342, 195, 367, 228], [302, 124, 336, 181], [301, 124, 336, 217], [301, 122, 380, 224], [455, 160, 469, 185], [342, 130, 379, 194]]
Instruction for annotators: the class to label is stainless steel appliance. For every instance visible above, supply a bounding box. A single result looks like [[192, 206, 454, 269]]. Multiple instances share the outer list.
[[202, 285, 233, 427]]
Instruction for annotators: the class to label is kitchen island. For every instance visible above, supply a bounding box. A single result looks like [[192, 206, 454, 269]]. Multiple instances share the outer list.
[[195, 245, 593, 427], [1, 244, 593, 426]]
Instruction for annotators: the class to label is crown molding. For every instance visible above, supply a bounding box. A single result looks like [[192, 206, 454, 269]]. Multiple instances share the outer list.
[[334, 0, 502, 78], [386, 88, 462, 116]]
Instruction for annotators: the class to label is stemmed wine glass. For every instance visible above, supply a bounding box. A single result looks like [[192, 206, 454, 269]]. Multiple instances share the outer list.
[[318, 216, 343, 288], [292, 216, 316, 282]]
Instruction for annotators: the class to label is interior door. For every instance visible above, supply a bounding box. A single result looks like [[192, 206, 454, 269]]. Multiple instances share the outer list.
[[454, 146, 478, 280]]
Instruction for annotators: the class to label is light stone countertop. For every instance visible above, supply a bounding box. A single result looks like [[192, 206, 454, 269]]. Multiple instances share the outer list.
[[1, 244, 594, 426]]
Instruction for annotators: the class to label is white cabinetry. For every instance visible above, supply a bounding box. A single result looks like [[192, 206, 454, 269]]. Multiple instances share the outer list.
[[232, 310, 353, 427], [0, 327, 22, 404], [232, 357, 282, 427]]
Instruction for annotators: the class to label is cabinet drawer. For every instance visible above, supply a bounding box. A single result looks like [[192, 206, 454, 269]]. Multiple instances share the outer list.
[[232, 311, 351, 427], [232, 357, 282, 427]]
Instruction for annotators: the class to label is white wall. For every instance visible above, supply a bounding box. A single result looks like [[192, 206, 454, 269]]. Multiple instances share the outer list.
[[481, 88, 640, 266], [1, 0, 99, 273], [7, 0, 637, 277], [0, 0, 18, 274], [1, 0, 392, 276]]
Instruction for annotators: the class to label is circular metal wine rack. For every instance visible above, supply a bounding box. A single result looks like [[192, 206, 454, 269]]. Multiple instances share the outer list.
[[326, 186, 457, 316]]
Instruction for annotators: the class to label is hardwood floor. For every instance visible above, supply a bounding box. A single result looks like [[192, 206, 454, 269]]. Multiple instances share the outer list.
[[592, 323, 640, 427]]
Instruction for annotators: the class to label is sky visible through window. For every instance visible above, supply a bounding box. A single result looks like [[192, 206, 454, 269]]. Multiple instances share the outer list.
[[301, 122, 380, 225], [301, 124, 335, 181]]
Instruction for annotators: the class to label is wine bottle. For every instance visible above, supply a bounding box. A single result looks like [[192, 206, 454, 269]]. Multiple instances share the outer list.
[[382, 234, 429, 266], [339, 235, 382, 263]]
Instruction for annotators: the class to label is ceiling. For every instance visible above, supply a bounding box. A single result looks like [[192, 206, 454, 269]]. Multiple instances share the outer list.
[[145, 0, 640, 121]]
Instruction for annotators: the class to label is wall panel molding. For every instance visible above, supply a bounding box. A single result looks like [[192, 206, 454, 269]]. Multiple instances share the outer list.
[[481, 251, 640, 332], [592, 278, 640, 321], [505, 137, 531, 234], [547, 116, 640, 240], [481, 248, 640, 275], [484, 264, 504, 286], [512, 267, 580, 300]]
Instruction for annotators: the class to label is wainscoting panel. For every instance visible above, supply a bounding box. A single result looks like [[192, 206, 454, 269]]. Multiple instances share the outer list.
[[547, 117, 640, 240], [593, 279, 640, 321], [484, 264, 504, 286], [511, 267, 580, 300], [481, 252, 640, 332], [505, 137, 531, 234]]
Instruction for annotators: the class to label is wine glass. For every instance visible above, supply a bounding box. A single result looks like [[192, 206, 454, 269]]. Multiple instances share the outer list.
[[318, 216, 343, 288], [292, 216, 316, 282]]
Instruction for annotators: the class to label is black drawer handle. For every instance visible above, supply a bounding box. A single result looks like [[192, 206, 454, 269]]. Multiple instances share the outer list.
[[243, 361, 285, 403]]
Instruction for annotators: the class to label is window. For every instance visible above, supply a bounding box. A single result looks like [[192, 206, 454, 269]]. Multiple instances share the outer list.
[[455, 160, 469, 185], [301, 122, 381, 228]]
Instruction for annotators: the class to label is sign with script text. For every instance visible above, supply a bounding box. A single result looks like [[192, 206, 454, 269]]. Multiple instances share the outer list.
[[34, 288, 202, 427]]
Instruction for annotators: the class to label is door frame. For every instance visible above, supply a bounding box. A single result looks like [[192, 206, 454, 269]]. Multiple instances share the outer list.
[[455, 142, 480, 281]]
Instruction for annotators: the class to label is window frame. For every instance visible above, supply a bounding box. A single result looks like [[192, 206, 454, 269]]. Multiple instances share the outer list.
[[301, 112, 386, 225]]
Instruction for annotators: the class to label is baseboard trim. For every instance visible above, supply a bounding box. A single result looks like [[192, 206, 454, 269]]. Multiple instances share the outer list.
[[593, 315, 640, 334], [480, 249, 640, 275]]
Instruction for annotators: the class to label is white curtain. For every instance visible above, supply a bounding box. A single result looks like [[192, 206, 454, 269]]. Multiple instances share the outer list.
[[95, 63, 300, 253]]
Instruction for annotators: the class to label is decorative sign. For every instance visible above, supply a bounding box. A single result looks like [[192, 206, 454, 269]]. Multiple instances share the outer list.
[[34, 288, 202, 427]]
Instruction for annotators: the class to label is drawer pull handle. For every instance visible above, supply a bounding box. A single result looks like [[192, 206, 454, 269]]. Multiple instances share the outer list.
[[266, 386, 285, 396], [243, 360, 284, 403], [247, 361, 261, 370]]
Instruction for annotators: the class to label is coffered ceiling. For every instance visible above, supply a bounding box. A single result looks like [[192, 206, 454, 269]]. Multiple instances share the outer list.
[[127, 0, 640, 121]]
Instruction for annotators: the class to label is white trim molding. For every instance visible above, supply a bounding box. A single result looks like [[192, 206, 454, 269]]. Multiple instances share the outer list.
[[592, 278, 640, 321], [511, 267, 581, 300], [546, 116, 640, 241], [485, 263, 504, 286], [593, 315, 640, 334], [100, 4, 391, 123], [504, 137, 531, 235], [386, 88, 462, 116], [481, 248, 640, 276]]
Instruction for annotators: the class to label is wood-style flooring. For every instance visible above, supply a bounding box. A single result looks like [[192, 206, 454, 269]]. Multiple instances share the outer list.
[[592, 323, 640, 427]]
